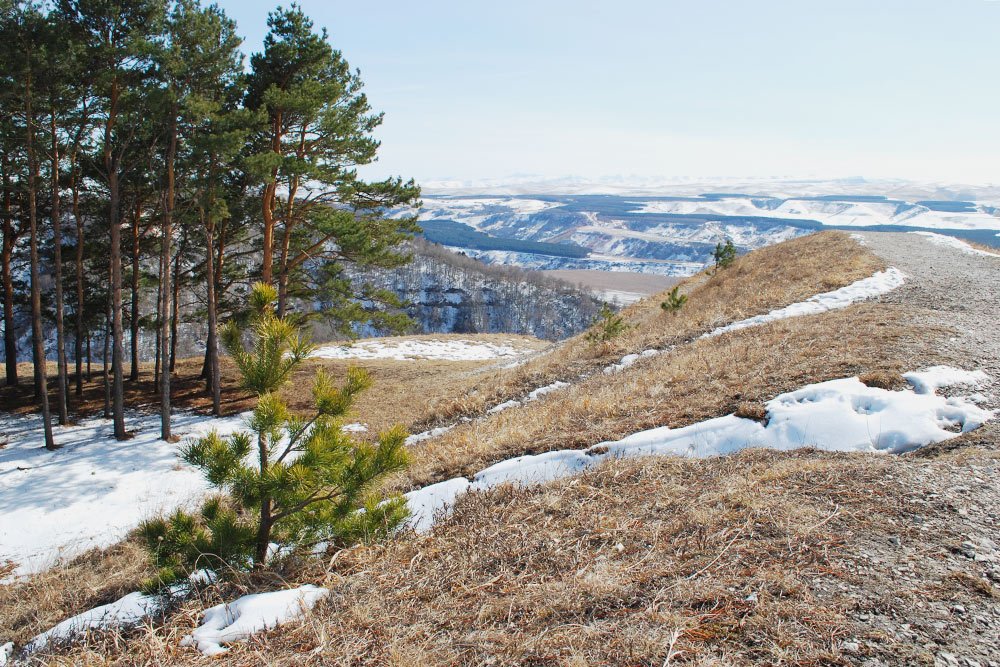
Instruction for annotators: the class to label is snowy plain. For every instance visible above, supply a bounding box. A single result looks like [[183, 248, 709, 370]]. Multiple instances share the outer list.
[[311, 337, 528, 361]]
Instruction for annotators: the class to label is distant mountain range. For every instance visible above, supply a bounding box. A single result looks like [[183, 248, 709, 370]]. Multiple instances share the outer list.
[[400, 179, 1000, 275]]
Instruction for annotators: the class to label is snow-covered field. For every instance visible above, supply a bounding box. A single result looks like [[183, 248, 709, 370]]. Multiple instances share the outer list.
[[637, 197, 1000, 231], [0, 410, 249, 576], [312, 337, 529, 361]]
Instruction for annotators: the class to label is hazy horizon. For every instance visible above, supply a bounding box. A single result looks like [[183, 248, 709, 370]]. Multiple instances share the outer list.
[[216, 0, 1000, 187]]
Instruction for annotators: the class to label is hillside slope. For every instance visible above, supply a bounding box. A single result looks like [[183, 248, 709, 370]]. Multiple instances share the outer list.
[[6, 231, 999, 666]]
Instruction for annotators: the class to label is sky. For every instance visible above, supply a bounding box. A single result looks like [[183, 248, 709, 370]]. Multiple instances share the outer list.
[[216, 0, 1000, 186]]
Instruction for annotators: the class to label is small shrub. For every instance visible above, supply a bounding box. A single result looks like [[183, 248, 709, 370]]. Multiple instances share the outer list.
[[585, 304, 629, 344], [660, 286, 687, 314], [710, 239, 737, 274]]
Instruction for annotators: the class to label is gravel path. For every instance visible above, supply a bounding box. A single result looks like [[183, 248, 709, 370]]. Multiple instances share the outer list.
[[856, 231, 1000, 409], [845, 231, 1000, 667]]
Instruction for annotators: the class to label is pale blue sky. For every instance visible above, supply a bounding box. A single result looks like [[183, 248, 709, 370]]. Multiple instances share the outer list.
[[217, 0, 1000, 185]]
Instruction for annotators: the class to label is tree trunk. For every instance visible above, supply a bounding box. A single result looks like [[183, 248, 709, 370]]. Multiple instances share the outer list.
[[129, 200, 141, 381], [169, 225, 185, 374], [204, 202, 220, 416], [103, 274, 110, 418], [50, 109, 69, 424], [260, 113, 283, 286], [153, 269, 161, 389], [105, 73, 126, 440], [159, 107, 176, 441], [71, 151, 85, 395], [1, 154, 16, 387], [25, 65, 55, 449], [255, 432, 273, 566]]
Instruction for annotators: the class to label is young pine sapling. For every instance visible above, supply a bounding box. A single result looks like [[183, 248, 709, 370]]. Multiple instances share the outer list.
[[140, 283, 409, 588]]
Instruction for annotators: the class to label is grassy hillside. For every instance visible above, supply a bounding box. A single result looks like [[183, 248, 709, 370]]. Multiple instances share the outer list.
[[6, 230, 996, 666]]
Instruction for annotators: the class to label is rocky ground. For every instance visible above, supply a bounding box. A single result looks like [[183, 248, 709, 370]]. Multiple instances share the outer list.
[[834, 232, 1000, 667]]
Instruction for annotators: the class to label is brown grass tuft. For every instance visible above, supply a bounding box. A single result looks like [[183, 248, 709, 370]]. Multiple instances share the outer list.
[[859, 370, 907, 391], [733, 402, 769, 423]]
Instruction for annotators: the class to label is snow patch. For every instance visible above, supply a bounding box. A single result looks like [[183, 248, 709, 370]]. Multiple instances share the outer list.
[[526, 381, 570, 401], [911, 231, 999, 258], [404, 424, 454, 446], [0, 410, 249, 576], [486, 399, 521, 415], [603, 349, 660, 374], [180, 585, 329, 656], [341, 423, 368, 433], [312, 338, 526, 361], [903, 366, 990, 395], [472, 450, 592, 489], [25, 570, 213, 655], [404, 368, 993, 533], [703, 268, 905, 338], [600, 376, 991, 459], [403, 477, 472, 532]]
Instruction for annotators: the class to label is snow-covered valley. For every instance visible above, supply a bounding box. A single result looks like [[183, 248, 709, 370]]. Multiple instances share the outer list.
[[406, 179, 1000, 279]]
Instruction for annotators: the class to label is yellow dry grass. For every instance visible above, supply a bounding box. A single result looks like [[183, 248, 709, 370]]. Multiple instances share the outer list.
[[34, 442, 999, 666], [416, 231, 885, 429], [2, 230, 946, 664]]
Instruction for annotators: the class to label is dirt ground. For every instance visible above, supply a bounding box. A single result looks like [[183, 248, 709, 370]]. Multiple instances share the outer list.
[[539, 268, 680, 296]]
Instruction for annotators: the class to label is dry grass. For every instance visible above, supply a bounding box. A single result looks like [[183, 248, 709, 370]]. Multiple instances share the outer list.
[[859, 370, 907, 391], [0, 541, 155, 648], [397, 301, 933, 490], [415, 231, 885, 430], [0, 334, 546, 435], [37, 442, 1000, 666], [966, 240, 1000, 256], [2, 230, 952, 664]]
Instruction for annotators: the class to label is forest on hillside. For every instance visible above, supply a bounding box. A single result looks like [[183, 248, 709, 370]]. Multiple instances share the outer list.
[[0, 0, 422, 449]]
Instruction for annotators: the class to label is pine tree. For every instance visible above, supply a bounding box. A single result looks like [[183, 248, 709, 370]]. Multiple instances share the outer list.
[[244, 5, 420, 318], [660, 286, 687, 314], [585, 304, 629, 344], [140, 282, 409, 586], [710, 239, 737, 274], [57, 0, 166, 440]]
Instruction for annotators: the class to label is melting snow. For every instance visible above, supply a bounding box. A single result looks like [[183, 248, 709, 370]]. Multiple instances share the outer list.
[[180, 585, 329, 656], [404, 424, 454, 446], [703, 267, 906, 338], [903, 366, 990, 396], [312, 338, 526, 361], [486, 399, 521, 415], [911, 231, 999, 258], [403, 477, 472, 532], [403, 367, 993, 532], [24, 570, 214, 656], [526, 381, 570, 401], [0, 410, 249, 576], [603, 349, 661, 374]]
